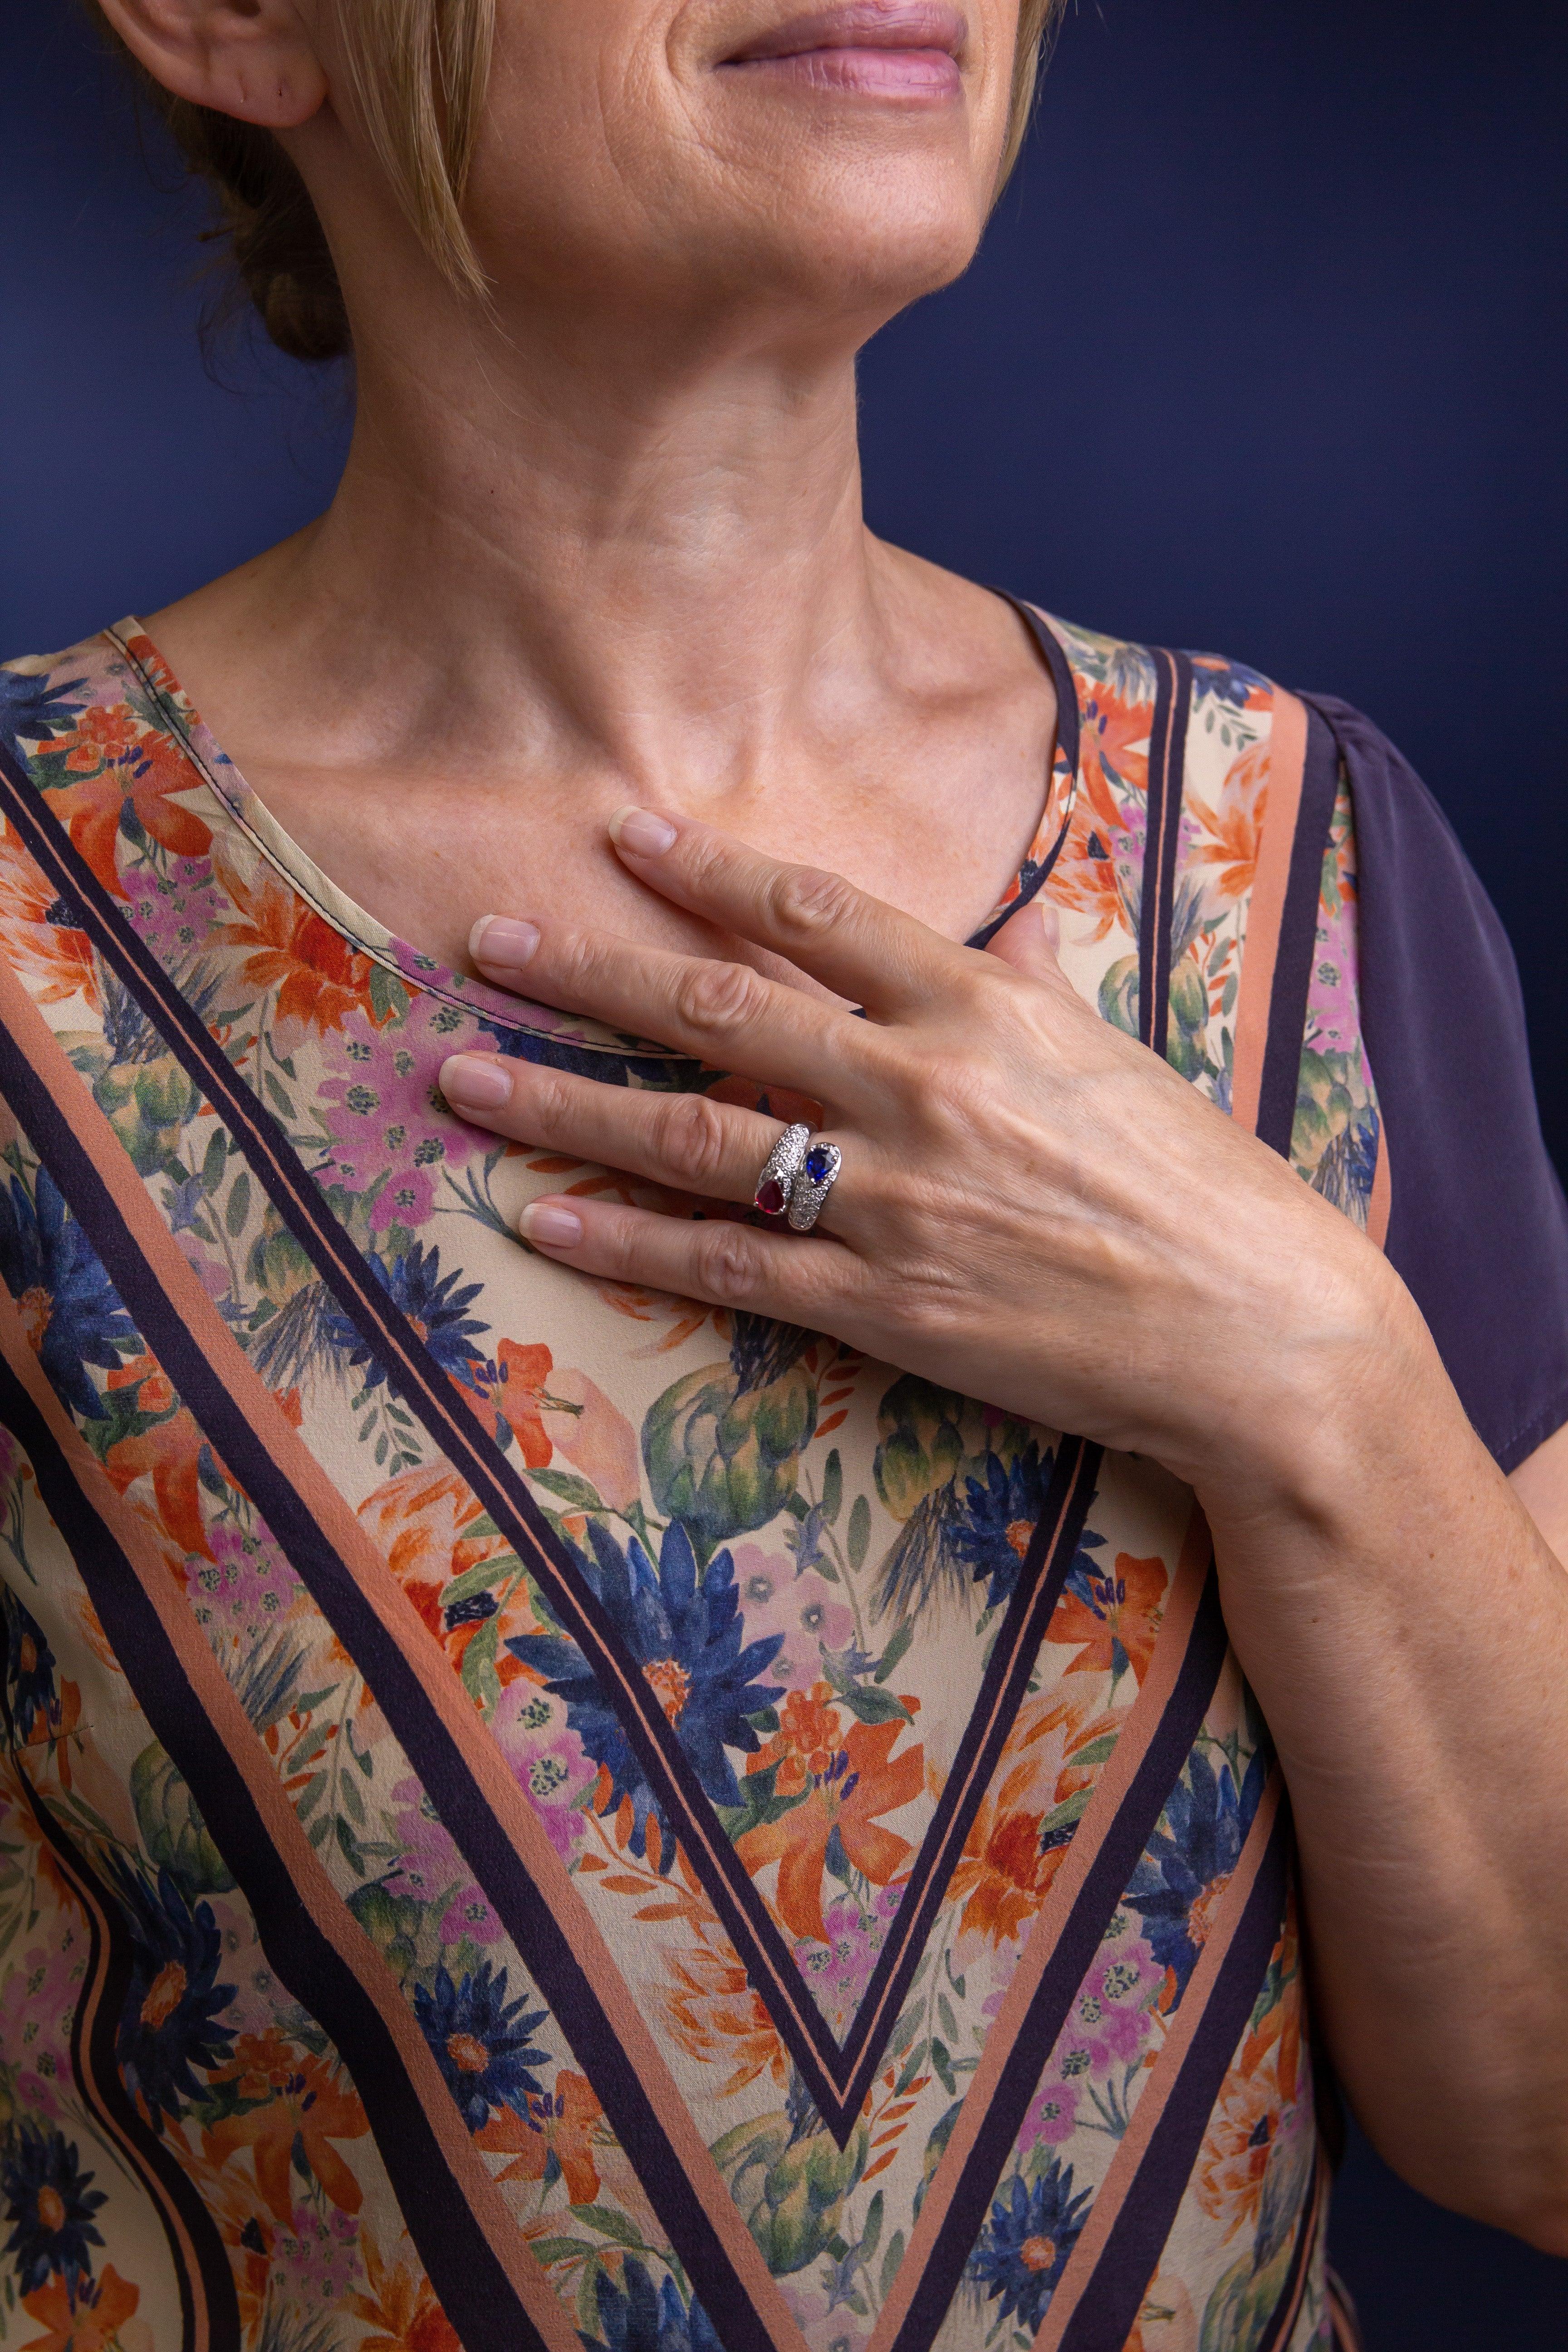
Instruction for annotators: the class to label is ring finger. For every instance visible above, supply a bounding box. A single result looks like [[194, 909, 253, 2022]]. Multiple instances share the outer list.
[[439, 1052, 861, 1230]]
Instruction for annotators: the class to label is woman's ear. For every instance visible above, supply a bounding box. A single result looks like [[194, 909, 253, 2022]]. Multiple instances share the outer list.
[[95, 0, 328, 128]]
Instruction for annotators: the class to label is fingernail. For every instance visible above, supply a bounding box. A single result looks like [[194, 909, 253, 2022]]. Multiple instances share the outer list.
[[518, 1200, 584, 1249], [609, 807, 678, 858], [440, 1054, 513, 1111], [470, 915, 540, 967]]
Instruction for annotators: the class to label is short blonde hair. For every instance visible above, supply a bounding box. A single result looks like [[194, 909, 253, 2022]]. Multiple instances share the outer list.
[[107, 0, 1063, 361]]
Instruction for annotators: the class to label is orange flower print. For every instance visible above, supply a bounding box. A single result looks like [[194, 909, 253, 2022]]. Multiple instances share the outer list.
[[539, 1365, 642, 1514], [1188, 736, 1269, 905], [664, 1941, 788, 2097], [747, 1681, 843, 1798], [40, 703, 211, 899], [494, 1340, 554, 1469], [1195, 2058, 1289, 2239], [0, 842, 98, 1010], [358, 1464, 539, 1682], [949, 1695, 1105, 1945], [213, 843, 387, 1039], [735, 1717, 923, 1944], [20, 2265, 140, 2352], [349, 2234, 463, 2352], [204, 2044, 368, 2221], [1046, 1551, 1167, 1684], [477, 2068, 604, 2203], [100, 1353, 213, 1562]]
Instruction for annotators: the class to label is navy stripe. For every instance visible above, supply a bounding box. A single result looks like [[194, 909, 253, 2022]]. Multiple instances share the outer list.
[[1254, 705, 1343, 1161], [0, 1605, 233, 2352], [1138, 651, 1194, 1060], [0, 737, 1103, 2137], [889, 1567, 1230, 2352], [0, 1020, 777, 2352], [1057, 1801, 1292, 2352], [0, 1355, 543, 2352]]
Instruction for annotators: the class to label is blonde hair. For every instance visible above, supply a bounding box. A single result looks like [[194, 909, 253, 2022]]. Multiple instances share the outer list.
[[107, 0, 1062, 361]]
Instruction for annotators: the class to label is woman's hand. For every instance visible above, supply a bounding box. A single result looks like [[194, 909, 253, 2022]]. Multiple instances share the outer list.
[[439, 806, 1568, 2239], [437, 805, 1414, 1524]]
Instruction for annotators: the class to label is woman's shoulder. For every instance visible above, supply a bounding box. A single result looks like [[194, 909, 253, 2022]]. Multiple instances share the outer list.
[[1040, 606, 1568, 1470]]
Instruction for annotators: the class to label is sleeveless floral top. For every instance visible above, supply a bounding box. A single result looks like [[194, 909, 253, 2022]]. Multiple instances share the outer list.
[[0, 610, 1561, 2352]]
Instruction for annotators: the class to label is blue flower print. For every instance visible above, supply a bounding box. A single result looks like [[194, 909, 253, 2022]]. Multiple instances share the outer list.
[[325, 1238, 490, 1393], [969, 2160, 1091, 2331], [950, 1442, 1087, 1612], [414, 1960, 549, 2132], [586, 2257, 724, 2352], [0, 1168, 136, 1421], [3, 1588, 61, 1744], [509, 1519, 784, 1863], [0, 2122, 106, 2301], [1124, 1744, 1268, 1998], [112, 1862, 236, 2127]]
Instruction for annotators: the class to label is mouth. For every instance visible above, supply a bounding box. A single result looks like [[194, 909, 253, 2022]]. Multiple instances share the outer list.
[[719, 3, 967, 100]]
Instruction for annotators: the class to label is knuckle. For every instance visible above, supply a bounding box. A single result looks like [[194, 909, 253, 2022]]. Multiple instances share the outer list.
[[655, 1091, 731, 1186], [528, 1074, 577, 1132], [676, 958, 766, 1039], [694, 1223, 764, 1304], [768, 864, 858, 944]]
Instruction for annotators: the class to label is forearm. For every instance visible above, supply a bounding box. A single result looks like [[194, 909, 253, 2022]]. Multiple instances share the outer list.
[[1197, 1294, 1568, 2248]]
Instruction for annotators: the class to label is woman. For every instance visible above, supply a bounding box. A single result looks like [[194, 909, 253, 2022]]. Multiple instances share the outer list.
[[1, 3, 1565, 2348]]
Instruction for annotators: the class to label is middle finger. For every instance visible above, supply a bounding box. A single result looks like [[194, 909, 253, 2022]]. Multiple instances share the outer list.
[[469, 916, 886, 1099]]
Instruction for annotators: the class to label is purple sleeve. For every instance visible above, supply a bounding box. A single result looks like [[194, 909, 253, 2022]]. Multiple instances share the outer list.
[[1302, 694, 1568, 1472]]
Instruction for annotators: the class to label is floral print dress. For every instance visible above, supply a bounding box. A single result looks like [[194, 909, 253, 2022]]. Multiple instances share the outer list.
[[0, 609, 1562, 2352]]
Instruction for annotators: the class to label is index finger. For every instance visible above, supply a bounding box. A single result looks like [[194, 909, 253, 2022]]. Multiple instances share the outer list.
[[607, 807, 964, 1016]]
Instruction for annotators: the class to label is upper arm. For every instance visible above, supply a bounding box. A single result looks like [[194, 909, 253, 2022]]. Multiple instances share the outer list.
[[1309, 693, 1568, 1475]]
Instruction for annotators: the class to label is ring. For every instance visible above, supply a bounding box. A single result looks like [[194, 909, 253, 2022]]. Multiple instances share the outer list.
[[753, 1122, 809, 1217], [787, 1137, 842, 1233]]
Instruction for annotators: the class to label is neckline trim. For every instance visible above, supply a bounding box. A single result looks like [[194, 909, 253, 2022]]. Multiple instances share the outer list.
[[107, 602, 1087, 1055]]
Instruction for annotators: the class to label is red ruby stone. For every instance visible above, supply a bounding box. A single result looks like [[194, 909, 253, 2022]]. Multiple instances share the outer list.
[[755, 1177, 787, 1217]]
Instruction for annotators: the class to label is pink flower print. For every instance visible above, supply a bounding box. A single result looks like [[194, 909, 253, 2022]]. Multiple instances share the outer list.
[[2, 1937, 87, 2122], [1019, 2077, 1081, 2151], [796, 1887, 902, 2034], [123, 858, 229, 966], [1057, 1909, 1161, 2079], [386, 1775, 505, 1945], [318, 994, 471, 1233], [191, 1522, 291, 1651], [269, 2204, 360, 2309], [494, 1685, 593, 1861], [731, 1547, 855, 1690]]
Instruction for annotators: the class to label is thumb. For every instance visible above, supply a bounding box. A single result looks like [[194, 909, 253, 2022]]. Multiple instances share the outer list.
[[985, 896, 1068, 987]]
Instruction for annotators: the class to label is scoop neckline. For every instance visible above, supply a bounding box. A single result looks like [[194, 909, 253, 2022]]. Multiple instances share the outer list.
[[106, 600, 1084, 1057]]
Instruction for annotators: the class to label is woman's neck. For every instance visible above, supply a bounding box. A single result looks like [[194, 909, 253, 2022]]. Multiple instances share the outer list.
[[142, 310, 1057, 975]]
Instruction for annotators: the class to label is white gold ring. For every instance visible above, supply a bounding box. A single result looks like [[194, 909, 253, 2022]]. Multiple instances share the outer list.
[[753, 1122, 809, 1218]]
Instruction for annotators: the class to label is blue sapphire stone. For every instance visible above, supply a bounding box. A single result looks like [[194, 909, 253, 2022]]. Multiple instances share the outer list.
[[804, 1146, 834, 1183]]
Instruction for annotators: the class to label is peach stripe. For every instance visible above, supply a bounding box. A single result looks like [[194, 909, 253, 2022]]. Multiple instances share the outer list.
[[1367, 1121, 1392, 1252], [0, 958, 808, 2352], [9, 1705, 214, 2349], [1030, 1774, 1284, 2352], [1230, 689, 1309, 1139], [0, 1292, 584, 2352], [865, 1504, 1214, 2352]]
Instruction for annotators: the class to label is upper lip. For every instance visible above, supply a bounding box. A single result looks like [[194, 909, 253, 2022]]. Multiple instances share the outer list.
[[723, 3, 967, 62]]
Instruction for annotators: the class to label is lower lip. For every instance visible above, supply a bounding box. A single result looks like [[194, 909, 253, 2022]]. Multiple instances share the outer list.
[[722, 47, 962, 98]]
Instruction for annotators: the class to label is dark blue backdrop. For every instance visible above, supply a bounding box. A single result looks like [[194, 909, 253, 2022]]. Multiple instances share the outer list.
[[4, 0, 1566, 2340]]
